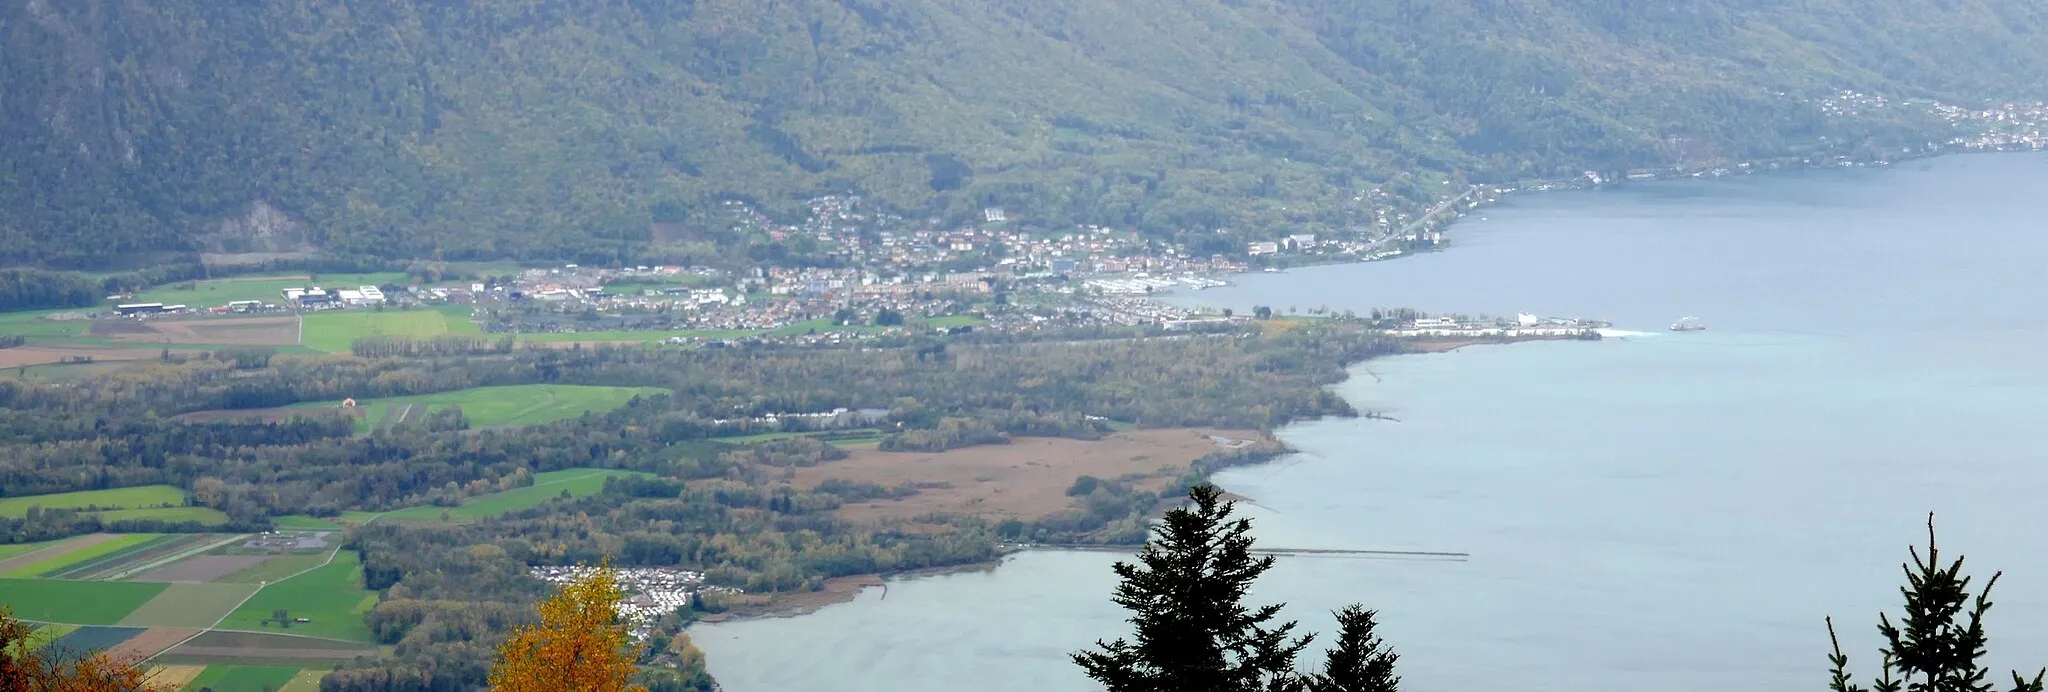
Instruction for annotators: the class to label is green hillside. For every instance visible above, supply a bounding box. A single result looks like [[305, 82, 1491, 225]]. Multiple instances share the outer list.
[[3, 0, 2045, 268]]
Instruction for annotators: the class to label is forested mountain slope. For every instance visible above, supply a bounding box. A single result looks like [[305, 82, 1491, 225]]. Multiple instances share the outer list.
[[4, 0, 2044, 268]]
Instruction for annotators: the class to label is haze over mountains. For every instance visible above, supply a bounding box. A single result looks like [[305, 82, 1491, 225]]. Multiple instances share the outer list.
[[4, 0, 2045, 268]]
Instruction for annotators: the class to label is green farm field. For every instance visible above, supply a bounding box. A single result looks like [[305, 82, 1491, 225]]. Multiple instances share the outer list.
[[128, 273, 407, 308], [0, 485, 187, 517], [181, 665, 302, 692], [118, 582, 260, 628], [0, 309, 94, 339], [0, 578, 167, 624], [277, 669, 329, 692], [1, 534, 163, 578], [219, 554, 327, 585], [378, 468, 652, 522], [269, 516, 342, 531], [25, 623, 80, 651], [38, 534, 212, 580], [299, 306, 479, 353], [0, 539, 64, 561], [297, 384, 667, 432], [219, 551, 376, 642], [95, 507, 231, 524]]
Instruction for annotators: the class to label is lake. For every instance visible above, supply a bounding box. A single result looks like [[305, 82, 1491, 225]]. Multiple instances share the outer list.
[[695, 151, 2048, 691]]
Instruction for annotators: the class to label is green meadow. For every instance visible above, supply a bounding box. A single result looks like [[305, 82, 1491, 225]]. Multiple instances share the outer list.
[[269, 516, 343, 531], [182, 665, 303, 692], [0, 578, 168, 624], [378, 468, 651, 522], [0, 486, 187, 517], [219, 554, 329, 585], [296, 384, 667, 432], [0, 539, 65, 561], [299, 306, 479, 353], [95, 507, 231, 524], [220, 550, 376, 642]]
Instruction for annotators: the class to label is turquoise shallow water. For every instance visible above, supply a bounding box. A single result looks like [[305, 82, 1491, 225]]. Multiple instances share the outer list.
[[696, 152, 2048, 691]]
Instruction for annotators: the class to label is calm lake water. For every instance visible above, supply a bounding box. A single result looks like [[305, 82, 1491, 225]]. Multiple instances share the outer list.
[[696, 152, 2048, 691]]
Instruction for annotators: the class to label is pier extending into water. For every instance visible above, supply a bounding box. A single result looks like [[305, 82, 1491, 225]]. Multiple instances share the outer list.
[[1022, 544, 1469, 562]]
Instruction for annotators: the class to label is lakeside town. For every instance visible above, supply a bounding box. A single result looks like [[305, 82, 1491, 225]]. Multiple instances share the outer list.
[[61, 89, 2042, 351]]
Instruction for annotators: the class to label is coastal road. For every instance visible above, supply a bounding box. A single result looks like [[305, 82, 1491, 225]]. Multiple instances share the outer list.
[[1364, 185, 1478, 252]]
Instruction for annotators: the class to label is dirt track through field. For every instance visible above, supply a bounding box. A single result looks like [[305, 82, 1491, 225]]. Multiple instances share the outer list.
[[107, 628, 198, 660], [169, 644, 370, 660], [132, 555, 270, 583], [0, 534, 121, 572], [88, 316, 299, 346], [164, 630, 377, 662], [0, 347, 159, 368], [118, 583, 261, 628], [790, 428, 1266, 523]]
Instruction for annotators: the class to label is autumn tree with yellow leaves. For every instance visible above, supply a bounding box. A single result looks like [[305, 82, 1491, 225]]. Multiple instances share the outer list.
[[1, 606, 163, 691], [489, 561, 646, 692]]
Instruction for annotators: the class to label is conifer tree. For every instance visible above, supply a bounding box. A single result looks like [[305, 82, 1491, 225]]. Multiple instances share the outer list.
[[1306, 606, 1401, 692], [1074, 484, 1312, 692], [1076, 484, 1404, 692], [1826, 514, 2045, 692]]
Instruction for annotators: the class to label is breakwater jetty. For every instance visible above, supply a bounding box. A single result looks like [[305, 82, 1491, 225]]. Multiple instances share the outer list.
[[1021, 544, 1469, 562]]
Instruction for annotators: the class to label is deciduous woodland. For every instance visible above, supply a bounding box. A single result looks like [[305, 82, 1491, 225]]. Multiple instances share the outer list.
[[0, 324, 1402, 689]]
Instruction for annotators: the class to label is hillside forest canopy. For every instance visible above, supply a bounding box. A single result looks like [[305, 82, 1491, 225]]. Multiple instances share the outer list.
[[4, 0, 2048, 268]]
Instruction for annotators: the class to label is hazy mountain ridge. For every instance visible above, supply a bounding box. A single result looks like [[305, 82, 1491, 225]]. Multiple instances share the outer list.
[[3, 0, 2043, 268]]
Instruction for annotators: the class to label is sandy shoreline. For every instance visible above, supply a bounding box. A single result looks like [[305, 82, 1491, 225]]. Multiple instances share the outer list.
[[698, 562, 1006, 623]]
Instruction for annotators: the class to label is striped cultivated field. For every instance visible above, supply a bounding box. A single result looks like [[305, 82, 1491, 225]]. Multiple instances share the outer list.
[[118, 583, 261, 628], [0, 534, 161, 578], [57, 534, 244, 581], [158, 630, 377, 666]]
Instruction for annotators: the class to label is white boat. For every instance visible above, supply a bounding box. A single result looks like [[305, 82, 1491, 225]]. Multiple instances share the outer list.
[[1670, 316, 1706, 332]]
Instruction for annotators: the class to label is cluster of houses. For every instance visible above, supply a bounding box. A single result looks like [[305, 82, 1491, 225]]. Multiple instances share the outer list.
[[1391, 313, 1601, 338], [282, 285, 386, 309], [1085, 274, 1228, 296], [530, 565, 741, 639], [710, 407, 892, 431], [724, 196, 1253, 279]]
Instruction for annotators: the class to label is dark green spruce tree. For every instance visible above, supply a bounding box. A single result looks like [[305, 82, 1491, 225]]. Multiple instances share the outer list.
[[1305, 606, 1400, 692], [1827, 514, 2046, 692], [1074, 484, 1400, 692]]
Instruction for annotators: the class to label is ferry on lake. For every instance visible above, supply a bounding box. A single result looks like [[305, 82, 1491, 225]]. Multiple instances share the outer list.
[[1670, 316, 1706, 332]]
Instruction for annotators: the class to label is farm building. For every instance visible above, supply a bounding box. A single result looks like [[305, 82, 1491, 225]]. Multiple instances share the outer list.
[[114, 303, 165, 316]]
